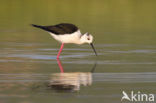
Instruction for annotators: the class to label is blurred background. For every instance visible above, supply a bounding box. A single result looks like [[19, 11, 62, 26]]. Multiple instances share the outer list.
[[0, 0, 156, 44], [0, 0, 156, 103]]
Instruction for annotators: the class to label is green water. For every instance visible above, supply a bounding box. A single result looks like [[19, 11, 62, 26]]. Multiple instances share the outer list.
[[0, 0, 156, 103]]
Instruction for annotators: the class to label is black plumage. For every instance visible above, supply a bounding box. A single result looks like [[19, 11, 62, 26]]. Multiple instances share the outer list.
[[32, 23, 78, 35]]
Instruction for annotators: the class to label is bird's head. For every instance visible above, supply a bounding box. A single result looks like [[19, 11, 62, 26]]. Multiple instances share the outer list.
[[81, 32, 93, 44], [80, 32, 97, 56]]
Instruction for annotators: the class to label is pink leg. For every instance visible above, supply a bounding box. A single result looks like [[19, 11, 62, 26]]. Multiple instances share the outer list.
[[57, 58, 64, 73], [57, 43, 64, 59]]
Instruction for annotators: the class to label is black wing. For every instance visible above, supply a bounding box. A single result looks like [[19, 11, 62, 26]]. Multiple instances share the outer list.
[[32, 23, 78, 35]]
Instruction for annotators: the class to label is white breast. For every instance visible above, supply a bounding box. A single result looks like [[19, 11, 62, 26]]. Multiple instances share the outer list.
[[49, 30, 82, 44]]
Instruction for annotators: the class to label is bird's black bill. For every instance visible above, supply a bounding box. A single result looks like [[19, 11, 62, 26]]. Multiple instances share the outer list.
[[90, 43, 97, 56]]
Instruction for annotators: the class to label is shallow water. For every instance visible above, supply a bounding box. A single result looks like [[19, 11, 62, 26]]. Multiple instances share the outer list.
[[0, 42, 156, 103], [0, 0, 156, 103]]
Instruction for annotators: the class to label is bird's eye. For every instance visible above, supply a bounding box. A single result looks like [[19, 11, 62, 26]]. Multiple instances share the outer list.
[[87, 38, 90, 40]]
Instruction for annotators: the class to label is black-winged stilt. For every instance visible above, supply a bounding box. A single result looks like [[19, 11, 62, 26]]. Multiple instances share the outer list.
[[32, 23, 97, 59]]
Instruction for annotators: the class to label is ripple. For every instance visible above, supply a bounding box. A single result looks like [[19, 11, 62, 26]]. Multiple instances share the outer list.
[[0, 72, 156, 83], [109, 50, 156, 54]]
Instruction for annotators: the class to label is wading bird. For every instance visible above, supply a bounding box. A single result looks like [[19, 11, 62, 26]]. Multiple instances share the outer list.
[[32, 23, 97, 59]]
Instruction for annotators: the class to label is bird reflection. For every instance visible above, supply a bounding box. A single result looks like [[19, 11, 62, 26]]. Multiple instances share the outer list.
[[48, 59, 97, 92]]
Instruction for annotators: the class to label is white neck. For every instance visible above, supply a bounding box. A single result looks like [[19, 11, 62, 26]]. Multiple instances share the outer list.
[[70, 34, 86, 44], [79, 37, 86, 44]]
